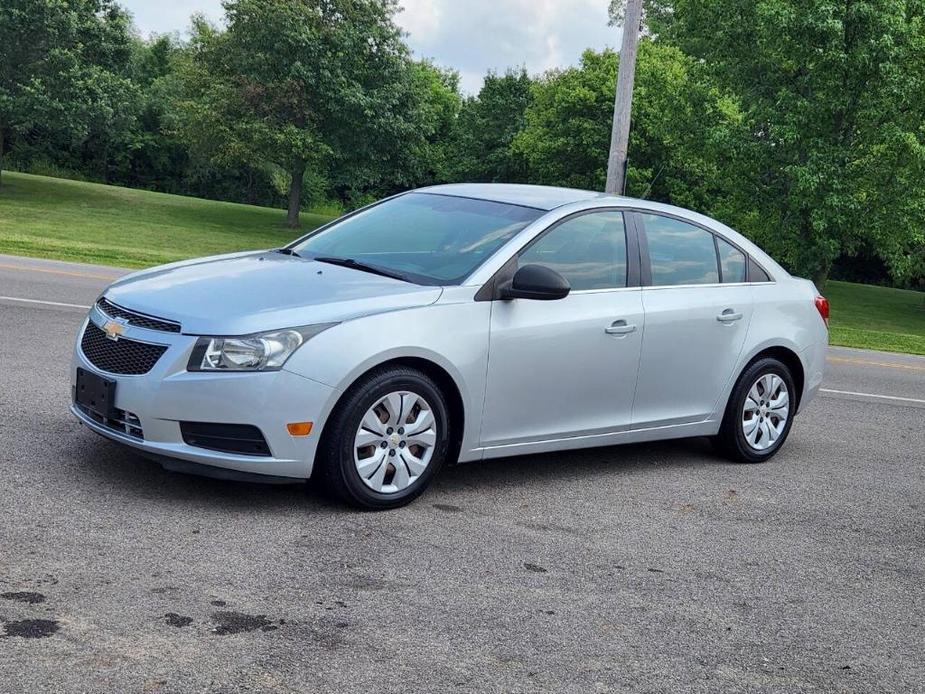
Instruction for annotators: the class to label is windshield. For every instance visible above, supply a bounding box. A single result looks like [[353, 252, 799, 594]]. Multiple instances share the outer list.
[[291, 192, 544, 285]]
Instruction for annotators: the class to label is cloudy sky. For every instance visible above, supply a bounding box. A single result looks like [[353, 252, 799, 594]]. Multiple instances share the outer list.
[[119, 0, 622, 93]]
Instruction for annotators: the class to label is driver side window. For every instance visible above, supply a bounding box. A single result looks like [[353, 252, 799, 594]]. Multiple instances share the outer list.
[[519, 211, 627, 291]]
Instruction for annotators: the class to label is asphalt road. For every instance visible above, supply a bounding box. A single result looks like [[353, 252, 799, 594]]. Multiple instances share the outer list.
[[1, 253, 923, 694]]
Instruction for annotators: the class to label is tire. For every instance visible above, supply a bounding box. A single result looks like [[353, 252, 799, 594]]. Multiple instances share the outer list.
[[315, 366, 450, 509], [714, 357, 796, 464]]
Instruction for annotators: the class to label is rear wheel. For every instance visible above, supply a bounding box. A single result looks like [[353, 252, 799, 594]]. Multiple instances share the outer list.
[[714, 357, 795, 463], [316, 366, 450, 509]]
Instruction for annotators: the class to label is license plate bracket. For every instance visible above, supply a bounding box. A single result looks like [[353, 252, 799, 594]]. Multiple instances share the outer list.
[[75, 368, 117, 419]]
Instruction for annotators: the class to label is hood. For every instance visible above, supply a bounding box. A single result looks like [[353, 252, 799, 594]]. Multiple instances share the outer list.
[[104, 251, 442, 335]]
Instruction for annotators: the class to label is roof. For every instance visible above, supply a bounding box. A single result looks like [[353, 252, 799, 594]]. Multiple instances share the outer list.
[[418, 183, 788, 279], [417, 183, 623, 211]]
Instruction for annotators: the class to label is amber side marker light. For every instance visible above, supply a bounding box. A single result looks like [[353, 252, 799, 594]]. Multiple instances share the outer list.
[[287, 422, 313, 437]]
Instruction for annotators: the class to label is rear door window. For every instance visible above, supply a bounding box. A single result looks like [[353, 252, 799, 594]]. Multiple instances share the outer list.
[[640, 214, 719, 286]]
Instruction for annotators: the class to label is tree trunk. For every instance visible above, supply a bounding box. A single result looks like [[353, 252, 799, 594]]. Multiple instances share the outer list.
[[286, 160, 305, 229], [246, 168, 256, 205], [0, 124, 5, 190], [811, 262, 830, 292]]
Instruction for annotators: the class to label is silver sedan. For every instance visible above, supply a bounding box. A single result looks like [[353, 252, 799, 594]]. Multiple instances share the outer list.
[[70, 184, 828, 508]]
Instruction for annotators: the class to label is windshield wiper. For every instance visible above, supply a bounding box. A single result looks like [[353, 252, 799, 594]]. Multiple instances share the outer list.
[[273, 247, 301, 257], [313, 256, 412, 283]]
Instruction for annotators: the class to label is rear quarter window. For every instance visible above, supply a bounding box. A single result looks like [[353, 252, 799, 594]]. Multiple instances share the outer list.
[[717, 237, 746, 283]]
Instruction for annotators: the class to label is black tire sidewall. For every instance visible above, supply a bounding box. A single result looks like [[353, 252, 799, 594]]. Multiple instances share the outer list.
[[724, 358, 796, 463], [325, 368, 449, 509]]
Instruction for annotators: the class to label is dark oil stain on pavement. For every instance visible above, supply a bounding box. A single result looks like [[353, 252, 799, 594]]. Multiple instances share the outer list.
[[3, 619, 60, 638], [211, 611, 281, 635], [1, 591, 46, 604], [164, 613, 193, 628], [524, 562, 548, 573]]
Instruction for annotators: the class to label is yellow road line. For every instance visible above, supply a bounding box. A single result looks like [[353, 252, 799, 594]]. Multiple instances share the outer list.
[[827, 355, 925, 372], [0, 262, 120, 281]]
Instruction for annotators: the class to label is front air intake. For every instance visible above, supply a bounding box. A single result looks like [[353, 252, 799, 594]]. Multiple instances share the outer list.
[[179, 422, 272, 457]]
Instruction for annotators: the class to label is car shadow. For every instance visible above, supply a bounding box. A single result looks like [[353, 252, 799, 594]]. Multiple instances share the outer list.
[[70, 430, 729, 512], [436, 436, 729, 494], [66, 434, 339, 513]]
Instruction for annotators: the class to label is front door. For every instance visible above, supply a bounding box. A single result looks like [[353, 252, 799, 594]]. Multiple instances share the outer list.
[[479, 210, 644, 448]]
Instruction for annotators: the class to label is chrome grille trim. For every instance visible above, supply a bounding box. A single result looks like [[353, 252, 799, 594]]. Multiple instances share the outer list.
[[97, 297, 181, 333], [75, 403, 144, 439]]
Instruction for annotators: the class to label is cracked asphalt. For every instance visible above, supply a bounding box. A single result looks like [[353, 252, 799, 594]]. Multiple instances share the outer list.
[[1, 254, 923, 693]]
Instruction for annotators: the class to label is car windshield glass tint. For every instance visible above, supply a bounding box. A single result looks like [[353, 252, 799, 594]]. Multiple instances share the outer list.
[[292, 193, 544, 285]]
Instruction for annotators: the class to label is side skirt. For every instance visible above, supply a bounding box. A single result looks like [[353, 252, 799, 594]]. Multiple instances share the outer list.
[[460, 420, 721, 462]]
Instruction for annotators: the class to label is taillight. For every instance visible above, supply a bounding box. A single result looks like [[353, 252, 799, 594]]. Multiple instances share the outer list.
[[814, 295, 829, 326]]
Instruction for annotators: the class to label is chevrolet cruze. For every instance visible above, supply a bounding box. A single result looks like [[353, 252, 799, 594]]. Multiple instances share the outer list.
[[71, 184, 828, 508]]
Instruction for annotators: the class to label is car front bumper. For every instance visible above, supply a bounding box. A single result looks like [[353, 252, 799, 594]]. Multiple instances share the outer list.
[[70, 310, 336, 480]]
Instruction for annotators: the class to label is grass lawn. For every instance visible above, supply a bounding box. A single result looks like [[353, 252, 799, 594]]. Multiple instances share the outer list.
[[2, 171, 923, 355], [0, 171, 333, 268], [825, 280, 925, 355]]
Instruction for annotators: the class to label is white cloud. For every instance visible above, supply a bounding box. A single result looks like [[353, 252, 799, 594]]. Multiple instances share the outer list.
[[396, 0, 441, 37], [119, 0, 622, 93], [121, 0, 224, 37], [396, 0, 621, 92]]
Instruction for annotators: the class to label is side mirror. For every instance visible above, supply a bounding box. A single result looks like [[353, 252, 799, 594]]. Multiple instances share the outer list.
[[500, 264, 570, 301]]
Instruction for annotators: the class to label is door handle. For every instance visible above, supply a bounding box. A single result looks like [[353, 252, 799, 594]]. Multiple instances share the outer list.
[[717, 309, 743, 323], [605, 320, 637, 336]]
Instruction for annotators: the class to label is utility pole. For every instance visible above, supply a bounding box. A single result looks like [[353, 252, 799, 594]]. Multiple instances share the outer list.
[[605, 0, 643, 195]]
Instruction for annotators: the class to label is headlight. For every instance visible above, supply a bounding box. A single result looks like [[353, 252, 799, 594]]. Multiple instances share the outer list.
[[188, 324, 336, 372]]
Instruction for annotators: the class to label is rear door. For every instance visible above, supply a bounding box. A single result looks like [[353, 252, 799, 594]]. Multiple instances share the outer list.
[[631, 212, 753, 428]]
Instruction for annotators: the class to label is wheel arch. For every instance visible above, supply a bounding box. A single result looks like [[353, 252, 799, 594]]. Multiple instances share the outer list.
[[318, 356, 467, 469], [737, 345, 806, 414]]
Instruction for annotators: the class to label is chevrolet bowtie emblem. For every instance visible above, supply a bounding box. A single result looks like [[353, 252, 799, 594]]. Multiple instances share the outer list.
[[102, 319, 128, 341]]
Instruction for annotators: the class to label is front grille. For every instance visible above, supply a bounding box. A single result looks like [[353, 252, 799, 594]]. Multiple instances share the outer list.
[[98, 297, 181, 333], [81, 322, 167, 375], [180, 422, 272, 457], [76, 402, 144, 439]]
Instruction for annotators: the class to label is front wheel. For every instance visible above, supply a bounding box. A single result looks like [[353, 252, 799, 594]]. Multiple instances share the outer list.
[[714, 357, 796, 464], [315, 366, 450, 509]]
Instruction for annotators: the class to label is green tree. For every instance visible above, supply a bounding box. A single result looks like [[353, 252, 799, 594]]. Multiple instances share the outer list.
[[119, 35, 196, 194], [512, 45, 741, 211], [177, 0, 426, 227], [648, 0, 925, 287], [607, 0, 674, 33], [450, 69, 533, 182], [328, 59, 461, 205], [400, 60, 461, 187], [0, 0, 138, 188]]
